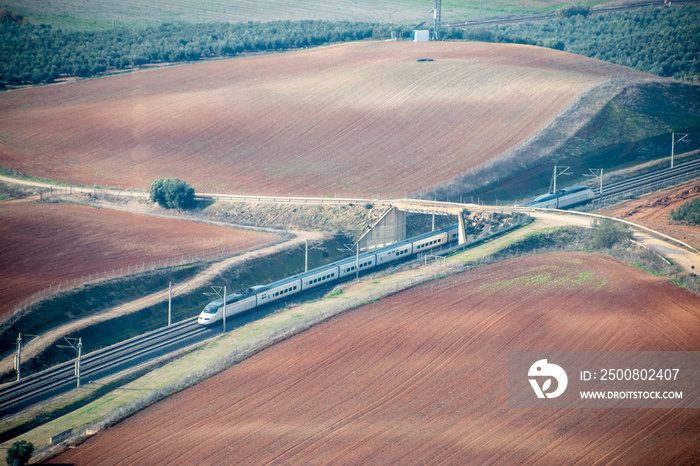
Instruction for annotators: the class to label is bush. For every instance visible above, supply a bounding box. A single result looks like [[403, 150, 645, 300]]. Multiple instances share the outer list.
[[542, 38, 565, 50], [670, 196, 700, 225], [7, 440, 33, 466], [556, 4, 590, 18], [149, 178, 195, 209], [592, 219, 632, 249]]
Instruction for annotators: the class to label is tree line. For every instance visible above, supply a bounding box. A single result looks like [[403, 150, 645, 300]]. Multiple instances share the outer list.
[[446, 4, 699, 82], [0, 4, 698, 88], [0, 16, 410, 87]]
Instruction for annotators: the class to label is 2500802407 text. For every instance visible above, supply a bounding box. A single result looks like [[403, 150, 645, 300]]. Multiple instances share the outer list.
[[580, 368, 680, 382]]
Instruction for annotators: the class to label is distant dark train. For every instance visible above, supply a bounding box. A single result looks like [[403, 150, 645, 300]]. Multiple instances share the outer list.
[[525, 186, 595, 209], [198, 224, 460, 326]]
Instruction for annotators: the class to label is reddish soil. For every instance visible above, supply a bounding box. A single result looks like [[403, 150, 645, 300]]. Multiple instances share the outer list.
[[0, 202, 273, 320], [0, 41, 647, 197], [598, 180, 700, 250], [48, 253, 700, 465]]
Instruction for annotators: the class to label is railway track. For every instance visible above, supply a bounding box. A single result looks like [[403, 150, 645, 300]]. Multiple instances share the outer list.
[[3, 159, 697, 419], [0, 318, 211, 417], [591, 158, 700, 204]]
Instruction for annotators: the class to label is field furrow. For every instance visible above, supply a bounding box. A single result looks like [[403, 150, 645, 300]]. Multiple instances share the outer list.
[[47, 253, 700, 465], [0, 41, 651, 197]]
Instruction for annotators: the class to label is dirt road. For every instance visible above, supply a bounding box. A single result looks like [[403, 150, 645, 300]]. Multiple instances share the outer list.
[[529, 209, 699, 271]]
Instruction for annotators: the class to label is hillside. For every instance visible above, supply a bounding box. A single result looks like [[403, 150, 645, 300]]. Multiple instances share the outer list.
[[0, 201, 274, 320], [45, 253, 700, 464], [0, 41, 652, 198], [3, 0, 627, 29]]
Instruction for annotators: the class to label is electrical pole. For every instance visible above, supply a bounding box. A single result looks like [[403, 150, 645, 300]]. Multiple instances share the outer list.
[[433, 0, 442, 40], [76, 338, 82, 388], [222, 286, 227, 333], [304, 240, 325, 273], [166, 282, 188, 328], [168, 281, 172, 327], [58, 337, 83, 388], [15, 333, 21, 382], [339, 243, 361, 280], [204, 286, 228, 333], [585, 169, 604, 203], [672, 132, 689, 168], [16, 333, 37, 382], [552, 165, 571, 193]]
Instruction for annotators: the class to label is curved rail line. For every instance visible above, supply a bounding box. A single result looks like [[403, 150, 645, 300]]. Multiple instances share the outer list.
[[0, 318, 210, 416], [2, 160, 698, 417], [592, 159, 700, 203]]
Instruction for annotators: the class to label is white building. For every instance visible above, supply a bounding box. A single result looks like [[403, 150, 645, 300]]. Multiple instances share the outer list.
[[412, 30, 430, 42]]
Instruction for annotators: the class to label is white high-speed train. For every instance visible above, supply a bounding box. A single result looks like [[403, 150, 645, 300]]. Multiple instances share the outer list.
[[525, 186, 595, 209], [197, 224, 459, 325]]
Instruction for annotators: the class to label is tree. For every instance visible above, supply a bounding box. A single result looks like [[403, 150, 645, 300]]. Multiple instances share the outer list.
[[542, 38, 565, 50], [0, 9, 26, 25], [149, 178, 195, 209], [670, 197, 700, 225], [556, 4, 590, 18], [6, 440, 34, 466], [592, 219, 631, 249]]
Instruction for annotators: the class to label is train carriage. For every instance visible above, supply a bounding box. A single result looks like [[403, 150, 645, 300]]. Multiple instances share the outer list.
[[411, 230, 449, 254], [375, 242, 412, 265], [337, 254, 377, 278], [256, 276, 302, 306], [199, 224, 462, 326], [525, 186, 595, 209], [197, 291, 257, 325], [300, 265, 340, 291]]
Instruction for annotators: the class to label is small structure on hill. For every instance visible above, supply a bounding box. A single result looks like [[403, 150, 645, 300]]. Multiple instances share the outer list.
[[412, 30, 430, 42]]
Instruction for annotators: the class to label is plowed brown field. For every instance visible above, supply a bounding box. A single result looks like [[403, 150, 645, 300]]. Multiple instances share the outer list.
[[599, 180, 700, 250], [0, 41, 648, 197], [0, 202, 272, 320], [48, 253, 700, 465]]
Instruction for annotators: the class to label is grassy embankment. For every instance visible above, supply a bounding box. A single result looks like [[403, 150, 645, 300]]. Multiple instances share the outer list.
[[471, 81, 700, 203]]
